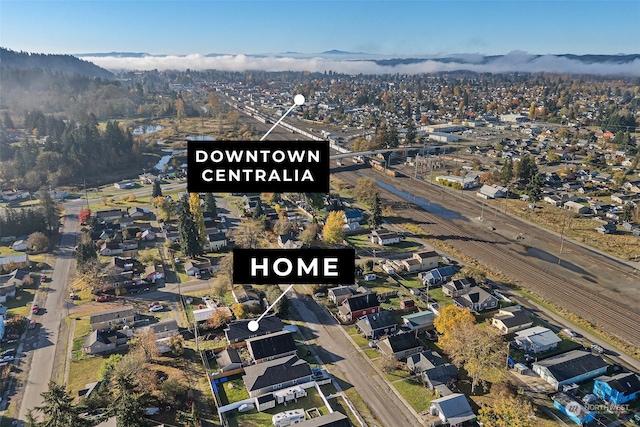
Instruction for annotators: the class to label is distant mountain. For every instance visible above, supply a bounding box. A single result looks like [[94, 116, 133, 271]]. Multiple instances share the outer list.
[[0, 47, 114, 79], [320, 49, 366, 55]]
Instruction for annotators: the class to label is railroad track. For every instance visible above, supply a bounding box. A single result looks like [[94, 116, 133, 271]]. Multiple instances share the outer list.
[[335, 168, 640, 348]]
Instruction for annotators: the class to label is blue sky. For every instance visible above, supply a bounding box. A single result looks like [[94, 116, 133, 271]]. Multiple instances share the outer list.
[[1, 0, 639, 56]]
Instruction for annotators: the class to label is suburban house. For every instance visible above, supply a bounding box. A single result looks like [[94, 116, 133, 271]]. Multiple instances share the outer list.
[[419, 266, 460, 286], [89, 306, 136, 331], [0, 269, 27, 303], [514, 326, 562, 353], [376, 333, 424, 360], [216, 348, 243, 373], [401, 310, 435, 334], [553, 393, 595, 426], [144, 264, 164, 283], [140, 229, 156, 241], [0, 254, 29, 270], [225, 315, 284, 344], [477, 184, 508, 199], [342, 209, 363, 224], [401, 257, 423, 273], [429, 393, 476, 426], [277, 233, 302, 249], [338, 292, 380, 323], [491, 306, 533, 334], [207, 232, 227, 251], [355, 311, 398, 339], [328, 286, 355, 305], [369, 228, 401, 246], [296, 412, 350, 427], [99, 242, 124, 256], [453, 288, 499, 312], [246, 331, 298, 364], [443, 278, 476, 297], [114, 180, 135, 189], [242, 355, 313, 398], [95, 209, 124, 222], [593, 372, 640, 405], [232, 285, 263, 306], [127, 206, 151, 220], [408, 350, 446, 373], [407, 351, 458, 395], [532, 350, 609, 390], [564, 200, 590, 214], [415, 251, 440, 270], [184, 258, 214, 277], [138, 319, 180, 353], [83, 329, 130, 355]]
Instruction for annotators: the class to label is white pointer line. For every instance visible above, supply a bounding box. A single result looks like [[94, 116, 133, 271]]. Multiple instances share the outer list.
[[248, 284, 295, 331], [259, 94, 305, 141]]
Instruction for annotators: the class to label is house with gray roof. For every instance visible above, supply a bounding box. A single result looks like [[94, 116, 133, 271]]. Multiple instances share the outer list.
[[453, 288, 498, 312], [376, 333, 424, 360], [429, 393, 476, 426], [515, 326, 561, 353], [328, 285, 355, 305], [225, 315, 284, 344], [89, 306, 135, 331], [216, 348, 243, 372], [242, 355, 313, 398]]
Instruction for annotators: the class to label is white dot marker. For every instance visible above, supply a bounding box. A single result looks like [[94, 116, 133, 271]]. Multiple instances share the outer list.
[[248, 320, 260, 332], [294, 94, 305, 106]]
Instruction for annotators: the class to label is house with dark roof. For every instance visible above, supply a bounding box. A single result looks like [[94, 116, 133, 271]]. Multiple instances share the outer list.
[[247, 331, 298, 364], [532, 350, 609, 390], [491, 306, 533, 334], [593, 372, 640, 405], [453, 288, 498, 312], [232, 285, 263, 307], [376, 333, 424, 360], [207, 232, 227, 251], [242, 355, 313, 398], [216, 348, 243, 372], [429, 393, 476, 426], [83, 329, 130, 354], [95, 209, 124, 222], [225, 315, 284, 344], [419, 266, 460, 286], [328, 286, 355, 305], [0, 269, 27, 303], [407, 350, 447, 373], [369, 228, 401, 246], [443, 278, 476, 297], [184, 258, 213, 276], [297, 412, 350, 427], [338, 292, 380, 323], [355, 311, 397, 339], [412, 250, 440, 271], [407, 350, 458, 394]]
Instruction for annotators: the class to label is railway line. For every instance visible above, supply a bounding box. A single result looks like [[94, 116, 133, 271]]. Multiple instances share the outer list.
[[334, 167, 640, 348]]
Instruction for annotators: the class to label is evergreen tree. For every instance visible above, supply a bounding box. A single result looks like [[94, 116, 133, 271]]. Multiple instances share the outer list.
[[405, 118, 417, 145], [35, 381, 90, 427], [500, 158, 513, 185], [621, 202, 634, 222], [178, 194, 203, 257], [204, 193, 217, 217], [368, 193, 382, 229], [151, 181, 162, 198], [39, 187, 59, 234], [109, 372, 147, 427], [76, 241, 98, 270], [515, 154, 539, 187]]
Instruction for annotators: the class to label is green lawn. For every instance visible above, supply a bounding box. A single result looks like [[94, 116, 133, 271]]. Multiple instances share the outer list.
[[392, 377, 435, 413], [217, 376, 249, 405], [363, 348, 380, 359], [5, 288, 36, 318], [351, 333, 370, 348], [66, 356, 106, 397]]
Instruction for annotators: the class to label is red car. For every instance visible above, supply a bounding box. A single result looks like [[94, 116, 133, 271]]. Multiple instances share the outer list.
[[96, 295, 110, 302], [40, 275, 47, 283], [31, 304, 39, 314]]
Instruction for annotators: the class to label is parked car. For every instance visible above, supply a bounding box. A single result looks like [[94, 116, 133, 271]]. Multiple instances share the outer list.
[[314, 292, 326, 298], [29, 320, 37, 329], [149, 304, 163, 312], [40, 275, 47, 282], [144, 408, 160, 416], [148, 301, 161, 308], [562, 328, 578, 337], [1, 349, 16, 357], [238, 403, 254, 413], [96, 295, 110, 302], [0, 355, 14, 363], [31, 304, 40, 314]]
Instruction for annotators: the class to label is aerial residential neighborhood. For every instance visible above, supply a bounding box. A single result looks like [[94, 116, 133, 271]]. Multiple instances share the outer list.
[[1, 1, 640, 427]]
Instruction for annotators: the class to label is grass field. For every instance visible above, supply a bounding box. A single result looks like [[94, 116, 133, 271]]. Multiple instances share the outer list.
[[392, 377, 434, 413], [5, 288, 36, 318]]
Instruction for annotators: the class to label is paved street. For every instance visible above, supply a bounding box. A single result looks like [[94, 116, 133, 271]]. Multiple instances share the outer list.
[[16, 202, 82, 423], [285, 287, 419, 427]]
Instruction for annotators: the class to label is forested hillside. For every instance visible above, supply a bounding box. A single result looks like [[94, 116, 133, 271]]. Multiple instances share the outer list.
[[0, 48, 140, 122]]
